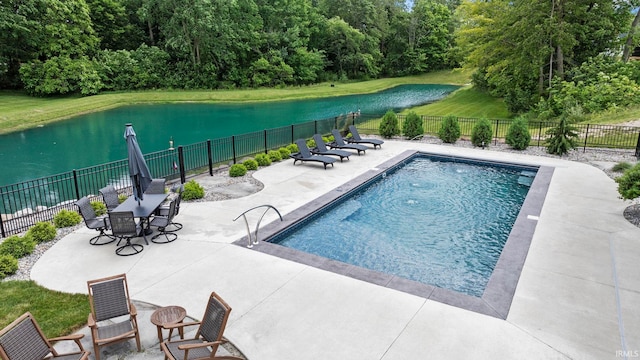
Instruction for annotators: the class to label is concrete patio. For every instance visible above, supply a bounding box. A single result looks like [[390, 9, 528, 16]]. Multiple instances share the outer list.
[[33, 140, 640, 360]]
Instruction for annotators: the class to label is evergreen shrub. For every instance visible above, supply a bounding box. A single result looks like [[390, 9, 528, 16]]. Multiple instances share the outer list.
[[0, 255, 18, 279], [278, 147, 291, 159], [243, 159, 259, 171], [617, 163, 640, 200], [505, 117, 531, 150], [438, 115, 461, 143], [471, 118, 493, 147], [26, 222, 57, 243], [268, 150, 282, 162], [181, 180, 205, 200], [229, 164, 248, 177], [546, 116, 579, 156], [255, 154, 272, 166], [0, 235, 35, 258], [403, 111, 423, 139], [379, 110, 400, 138], [53, 210, 82, 228], [91, 201, 107, 216], [286, 144, 298, 153]]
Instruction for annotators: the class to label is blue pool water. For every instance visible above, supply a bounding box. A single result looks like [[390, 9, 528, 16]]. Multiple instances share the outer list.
[[271, 155, 535, 297]]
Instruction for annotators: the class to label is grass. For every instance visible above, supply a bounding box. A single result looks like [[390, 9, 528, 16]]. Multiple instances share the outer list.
[[0, 280, 89, 338], [0, 69, 474, 135], [405, 86, 510, 119]]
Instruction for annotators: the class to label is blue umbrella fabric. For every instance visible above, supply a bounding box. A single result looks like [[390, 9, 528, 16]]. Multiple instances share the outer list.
[[124, 124, 152, 204]]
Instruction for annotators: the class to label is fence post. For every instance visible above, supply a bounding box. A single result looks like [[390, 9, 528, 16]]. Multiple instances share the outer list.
[[334, 117, 338, 130], [72, 170, 80, 200], [537, 122, 543, 147], [635, 131, 640, 158], [207, 139, 213, 176], [583, 124, 590, 153], [291, 125, 294, 144], [264, 130, 268, 154], [494, 120, 500, 145], [232, 135, 237, 163], [177, 146, 186, 184], [0, 205, 5, 238]]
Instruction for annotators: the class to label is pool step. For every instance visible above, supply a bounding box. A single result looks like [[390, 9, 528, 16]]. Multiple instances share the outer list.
[[517, 170, 536, 187]]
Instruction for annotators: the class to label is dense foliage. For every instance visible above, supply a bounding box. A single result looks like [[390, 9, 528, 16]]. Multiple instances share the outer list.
[[379, 110, 400, 138], [438, 115, 461, 143], [470, 118, 492, 147], [403, 111, 424, 139], [455, 0, 640, 115], [1, 0, 457, 95], [0, 235, 35, 258], [25, 222, 57, 243], [243, 159, 259, 171], [181, 180, 205, 200], [53, 210, 82, 228], [0, 255, 18, 279], [229, 164, 248, 177], [545, 116, 579, 156], [505, 117, 531, 150], [617, 163, 640, 200]]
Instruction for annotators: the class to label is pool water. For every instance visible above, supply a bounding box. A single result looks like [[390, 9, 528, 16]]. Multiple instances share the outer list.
[[271, 156, 534, 297]]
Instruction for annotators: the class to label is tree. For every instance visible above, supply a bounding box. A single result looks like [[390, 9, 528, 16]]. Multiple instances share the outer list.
[[455, 0, 632, 114], [407, 0, 452, 73], [471, 118, 492, 147], [505, 117, 531, 150], [403, 111, 423, 139], [379, 110, 399, 138], [545, 115, 579, 156]]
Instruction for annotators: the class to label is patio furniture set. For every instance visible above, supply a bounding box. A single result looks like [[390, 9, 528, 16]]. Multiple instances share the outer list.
[[0, 273, 241, 360], [290, 126, 384, 169], [76, 179, 183, 256]]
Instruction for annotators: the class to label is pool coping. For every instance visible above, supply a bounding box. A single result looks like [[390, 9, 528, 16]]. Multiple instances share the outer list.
[[233, 150, 554, 319]]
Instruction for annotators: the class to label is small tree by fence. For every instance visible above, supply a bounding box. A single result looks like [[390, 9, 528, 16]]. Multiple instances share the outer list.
[[1, 113, 639, 238]]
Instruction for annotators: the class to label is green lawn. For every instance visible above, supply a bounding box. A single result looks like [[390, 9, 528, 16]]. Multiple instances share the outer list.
[[405, 86, 511, 119], [0, 281, 89, 338], [0, 69, 474, 135]]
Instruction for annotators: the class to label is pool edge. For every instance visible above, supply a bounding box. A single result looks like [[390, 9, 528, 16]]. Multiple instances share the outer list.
[[233, 150, 553, 320]]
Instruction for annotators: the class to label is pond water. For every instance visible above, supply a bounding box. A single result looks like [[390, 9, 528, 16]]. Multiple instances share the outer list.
[[0, 84, 458, 185]]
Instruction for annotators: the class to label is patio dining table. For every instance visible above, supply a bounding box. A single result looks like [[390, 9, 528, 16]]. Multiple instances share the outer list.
[[113, 193, 168, 244]]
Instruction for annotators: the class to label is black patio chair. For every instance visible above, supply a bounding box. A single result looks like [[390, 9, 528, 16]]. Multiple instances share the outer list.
[[150, 198, 178, 243], [99, 185, 120, 212], [76, 196, 116, 245], [145, 178, 166, 194], [311, 134, 351, 162], [328, 129, 367, 155], [108, 211, 143, 256], [290, 139, 337, 170], [347, 125, 384, 149]]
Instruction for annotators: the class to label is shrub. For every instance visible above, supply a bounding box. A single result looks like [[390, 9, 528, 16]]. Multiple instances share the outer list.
[[243, 159, 259, 171], [0, 235, 35, 258], [612, 162, 632, 173], [118, 194, 128, 203], [255, 153, 272, 166], [26, 222, 57, 243], [438, 115, 461, 143], [617, 163, 640, 200], [403, 111, 423, 139], [505, 117, 531, 150], [0, 255, 18, 279], [306, 138, 316, 148], [546, 115, 579, 156], [53, 210, 82, 228], [268, 150, 282, 162], [181, 180, 205, 200], [229, 164, 248, 177], [91, 201, 107, 216], [471, 118, 493, 147], [278, 147, 291, 159], [286, 143, 298, 153], [379, 110, 400, 138]]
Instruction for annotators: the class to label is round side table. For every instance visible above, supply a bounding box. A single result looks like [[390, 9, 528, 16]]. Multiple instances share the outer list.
[[150, 305, 187, 343]]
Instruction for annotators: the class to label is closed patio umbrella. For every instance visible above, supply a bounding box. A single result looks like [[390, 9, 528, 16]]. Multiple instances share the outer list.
[[124, 124, 152, 205]]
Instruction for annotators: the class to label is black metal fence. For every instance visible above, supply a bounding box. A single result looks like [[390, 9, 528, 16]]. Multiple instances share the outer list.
[[1, 113, 638, 238]]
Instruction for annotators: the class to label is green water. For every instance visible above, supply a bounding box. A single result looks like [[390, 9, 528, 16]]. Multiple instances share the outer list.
[[0, 84, 458, 185]]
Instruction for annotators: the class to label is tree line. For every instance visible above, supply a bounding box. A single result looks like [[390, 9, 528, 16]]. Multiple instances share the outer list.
[[1, 0, 458, 96], [2, 0, 640, 120]]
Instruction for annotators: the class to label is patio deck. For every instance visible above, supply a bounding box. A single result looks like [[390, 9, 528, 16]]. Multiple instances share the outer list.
[[32, 141, 640, 360]]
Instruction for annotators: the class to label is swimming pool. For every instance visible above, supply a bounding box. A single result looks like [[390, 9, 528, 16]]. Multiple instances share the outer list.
[[270, 155, 533, 297], [242, 151, 553, 318]]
